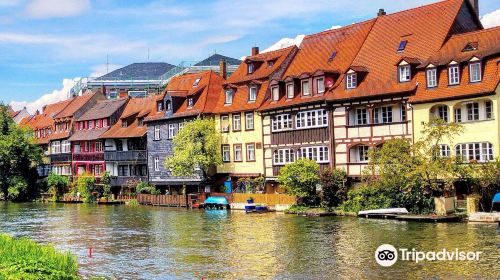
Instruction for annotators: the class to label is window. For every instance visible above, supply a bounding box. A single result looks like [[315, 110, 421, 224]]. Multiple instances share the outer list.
[[373, 106, 393, 124], [302, 80, 310, 96], [397, 40, 407, 52], [154, 125, 161, 140], [272, 114, 292, 132], [168, 124, 177, 139], [221, 115, 229, 132], [286, 83, 294, 99], [246, 143, 255, 161], [234, 144, 242, 161], [466, 102, 479, 121], [233, 114, 241, 131], [426, 68, 437, 88], [454, 108, 462, 123], [138, 118, 144, 127], [245, 113, 254, 130], [154, 157, 160, 171], [271, 86, 279, 101], [485, 101, 492, 119], [61, 140, 70, 153], [249, 86, 257, 101], [103, 118, 108, 127], [51, 141, 61, 154], [247, 63, 254, 74], [317, 78, 325, 93], [297, 146, 329, 163], [93, 164, 103, 176], [94, 141, 103, 152], [448, 65, 460, 85], [193, 78, 201, 87], [439, 144, 450, 157], [187, 97, 193, 108], [355, 108, 368, 125], [88, 120, 94, 129], [456, 142, 493, 162], [401, 104, 407, 121], [296, 109, 328, 129], [157, 101, 164, 112], [122, 120, 128, 128], [353, 145, 369, 163], [118, 165, 129, 176], [437, 105, 449, 122], [222, 145, 230, 162], [469, 62, 481, 82], [273, 149, 295, 165], [346, 73, 357, 89], [166, 101, 172, 111], [225, 89, 233, 104], [399, 65, 411, 82], [178, 122, 184, 131], [267, 61, 274, 67]]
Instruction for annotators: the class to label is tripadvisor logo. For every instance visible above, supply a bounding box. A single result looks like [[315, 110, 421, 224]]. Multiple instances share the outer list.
[[375, 244, 482, 267]]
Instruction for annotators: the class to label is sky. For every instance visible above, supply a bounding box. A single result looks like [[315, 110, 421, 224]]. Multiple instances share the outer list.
[[1, 0, 499, 113]]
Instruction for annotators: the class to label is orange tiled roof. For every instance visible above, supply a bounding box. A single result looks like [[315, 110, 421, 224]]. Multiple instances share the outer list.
[[54, 91, 98, 119], [100, 95, 157, 139], [225, 46, 296, 84], [328, 0, 470, 101], [146, 71, 225, 121], [28, 99, 72, 144]]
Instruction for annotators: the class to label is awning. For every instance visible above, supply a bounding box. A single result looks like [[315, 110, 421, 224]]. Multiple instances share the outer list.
[[204, 196, 229, 205], [493, 193, 500, 203]]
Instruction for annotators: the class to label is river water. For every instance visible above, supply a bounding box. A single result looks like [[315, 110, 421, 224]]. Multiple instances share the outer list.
[[0, 203, 498, 279]]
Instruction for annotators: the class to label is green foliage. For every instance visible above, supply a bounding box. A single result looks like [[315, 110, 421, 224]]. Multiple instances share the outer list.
[[100, 172, 112, 199], [0, 233, 79, 279], [135, 181, 159, 195], [127, 199, 139, 207], [165, 118, 222, 178], [0, 104, 42, 201], [76, 173, 95, 203], [473, 159, 500, 211], [278, 159, 320, 205], [47, 173, 69, 200], [320, 169, 347, 209], [236, 176, 265, 193], [340, 185, 394, 213]]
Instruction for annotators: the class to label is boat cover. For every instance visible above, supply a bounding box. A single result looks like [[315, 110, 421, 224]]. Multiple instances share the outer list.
[[493, 193, 500, 203], [204, 196, 229, 205]]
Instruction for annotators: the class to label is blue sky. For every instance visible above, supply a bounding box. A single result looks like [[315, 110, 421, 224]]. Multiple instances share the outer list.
[[1, 0, 499, 111]]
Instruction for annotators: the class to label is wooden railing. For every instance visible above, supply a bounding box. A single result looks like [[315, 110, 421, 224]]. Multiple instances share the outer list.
[[73, 152, 104, 161], [231, 193, 296, 205], [137, 194, 187, 207], [116, 194, 137, 201], [50, 153, 72, 163], [104, 150, 146, 162]]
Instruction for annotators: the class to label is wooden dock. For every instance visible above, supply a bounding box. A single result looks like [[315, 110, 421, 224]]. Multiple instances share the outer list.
[[359, 213, 462, 222]]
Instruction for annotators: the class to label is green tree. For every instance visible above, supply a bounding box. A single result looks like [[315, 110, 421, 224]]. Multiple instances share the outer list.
[[0, 104, 42, 200], [76, 173, 95, 203], [165, 118, 222, 181], [277, 159, 320, 205], [320, 169, 347, 209], [47, 173, 69, 200]]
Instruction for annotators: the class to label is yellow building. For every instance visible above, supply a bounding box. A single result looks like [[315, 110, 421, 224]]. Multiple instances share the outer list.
[[411, 28, 500, 162], [212, 46, 297, 193]]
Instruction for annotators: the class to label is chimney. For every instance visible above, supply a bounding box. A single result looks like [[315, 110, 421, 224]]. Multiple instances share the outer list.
[[377, 9, 386, 16], [219, 59, 227, 80], [468, 0, 479, 17], [251, 47, 259, 56]]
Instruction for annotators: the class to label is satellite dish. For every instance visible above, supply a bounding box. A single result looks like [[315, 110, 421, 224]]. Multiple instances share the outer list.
[[325, 77, 334, 88]]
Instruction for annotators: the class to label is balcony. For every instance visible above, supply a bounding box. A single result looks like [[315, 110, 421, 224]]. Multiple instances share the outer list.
[[110, 176, 147, 187], [105, 150, 147, 162], [36, 165, 51, 177], [50, 153, 72, 163], [73, 152, 104, 161]]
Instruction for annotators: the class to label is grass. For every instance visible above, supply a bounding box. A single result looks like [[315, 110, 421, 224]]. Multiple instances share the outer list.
[[285, 205, 327, 214], [0, 233, 79, 280]]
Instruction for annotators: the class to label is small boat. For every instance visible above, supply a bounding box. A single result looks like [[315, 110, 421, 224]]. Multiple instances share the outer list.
[[245, 204, 270, 213], [358, 208, 409, 217], [203, 196, 230, 210]]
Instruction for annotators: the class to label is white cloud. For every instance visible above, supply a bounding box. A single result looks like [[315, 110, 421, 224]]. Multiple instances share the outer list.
[[25, 0, 90, 19], [331, 25, 342, 30], [481, 9, 500, 28], [9, 78, 78, 114], [89, 64, 122, 78], [262, 34, 305, 53]]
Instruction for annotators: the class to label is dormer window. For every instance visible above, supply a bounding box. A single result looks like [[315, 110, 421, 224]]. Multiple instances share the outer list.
[[247, 63, 254, 74], [187, 97, 194, 108], [346, 73, 357, 89], [193, 78, 201, 87], [157, 101, 164, 112], [138, 118, 144, 126], [165, 100, 172, 111], [462, 42, 478, 52], [267, 61, 274, 67], [469, 61, 481, 82], [286, 83, 294, 99], [271, 86, 279, 101], [302, 80, 310, 96], [426, 67, 437, 88], [448, 63, 460, 85], [317, 78, 325, 93], [225, 89, 234, 104], [398, 65, 411, 82], [249, 86, 257, 101], [121, 120, 128, 128]]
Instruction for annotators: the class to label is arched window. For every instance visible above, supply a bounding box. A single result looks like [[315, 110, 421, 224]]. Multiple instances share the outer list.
[[430, 105, 449, 122]]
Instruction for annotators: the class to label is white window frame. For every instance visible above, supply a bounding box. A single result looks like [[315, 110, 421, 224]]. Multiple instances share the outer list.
[[232, 114, 241, 131], [52, 141, 61, 154], [286, 83, 294, 99], [317, 77, 325, 93], [234, 145, 242, 161], [154, 125, 161, 140], [247, 63, 254, 74], [439, 144, 450, 157], [222, 145, 230, 162], [221, 115, 230, 132], [272, 114, 292, 132], [249, 86, 257, 101], [61, 140, 71, 153], [187, 97, 194, 108], [373, 106, 393, 124], [225, 90, 233, 104], [426, 68, 437, 88], [456, 142, 493, 163], [469, 62, 481, 83], [399, 65, 411, 82], [454, 107, 462, 123], [246, 143, 255, 161], [355, 145, 370, 163], [437, 105, 449, 122], [168, 124, 177, 139], [295, 109, 328, 129], [354, 108, 368, 125], [302, 80, 310, 96], [154, 157, 160, 171], [346, 73, 357, 89], [485, 100, 493, 120], [297, 146, 329, 163], [273, 149, 295, 165], [448, 65, 460, 85], [466, 102, 479, 121], [271, 86, 279, 101], [245, 113, 254, 130]]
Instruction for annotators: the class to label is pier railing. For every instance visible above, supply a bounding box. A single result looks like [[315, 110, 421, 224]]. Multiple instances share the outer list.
[[137, 194, 187, 207]]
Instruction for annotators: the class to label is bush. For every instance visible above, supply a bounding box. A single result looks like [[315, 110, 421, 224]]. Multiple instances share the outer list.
[[136, 181, 159, 195], [340, 185, 394, 213], [278, 159, 320, 206], [47, 173, 69, 200], [128, 199, 139, 207], [320, 169, 347, 209], [76, 173, 95, 203]]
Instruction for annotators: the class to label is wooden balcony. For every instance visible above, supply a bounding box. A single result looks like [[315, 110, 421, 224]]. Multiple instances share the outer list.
[[104, 150, 147, 162], [50, 153, 72, 163], [72, 152, 104, 162], [110, 176, 147, 187]]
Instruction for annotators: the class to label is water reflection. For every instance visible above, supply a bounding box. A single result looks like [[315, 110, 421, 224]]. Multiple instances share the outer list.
[[0, 202, 498, 279]]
